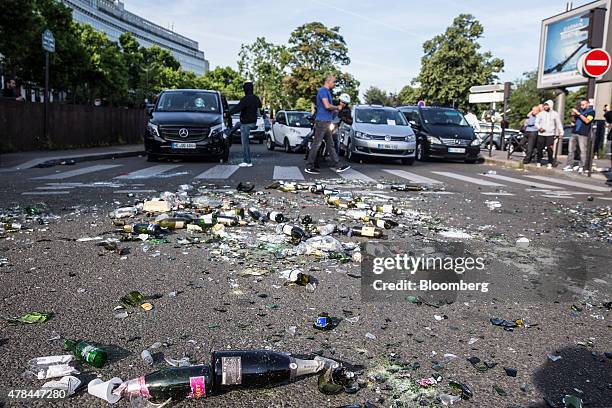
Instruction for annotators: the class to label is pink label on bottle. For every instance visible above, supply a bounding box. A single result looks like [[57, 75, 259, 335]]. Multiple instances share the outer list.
[[138, 376, 150, 399], [189, 376, 206, 399]]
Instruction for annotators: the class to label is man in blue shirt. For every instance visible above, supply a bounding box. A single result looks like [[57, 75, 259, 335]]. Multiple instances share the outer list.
[[563, 99, 595, 172], [522, 105, 541, 164], [305, 75, 350, 174]]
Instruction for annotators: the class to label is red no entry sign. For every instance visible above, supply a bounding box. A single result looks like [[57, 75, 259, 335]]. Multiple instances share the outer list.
[[581, 49, 611, 78]]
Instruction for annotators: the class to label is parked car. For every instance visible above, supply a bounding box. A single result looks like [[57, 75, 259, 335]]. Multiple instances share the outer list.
[[397, 106, 480, 163], [339, 105, 416, 165], [144, 89, 232, 162], [227, 100, 268, 144], [267, 110, 312, 152], [475, 122, 523, 151]]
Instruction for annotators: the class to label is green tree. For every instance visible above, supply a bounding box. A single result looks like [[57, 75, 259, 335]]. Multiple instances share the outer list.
[[294, 97, 313, 112], [506, 71, 555, 128], [363, 86, 390, 105], [416, 14, 504, 111], [398, 85, 421, 105], [197, 66, 244, 100], [238, 37, 287, 110]]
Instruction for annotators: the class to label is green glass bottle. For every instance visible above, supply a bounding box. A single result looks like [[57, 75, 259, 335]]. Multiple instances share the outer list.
[[194, 213, 218, 229], [120, 290, 145, 307], [64, 338, 107, 368], [122, 223, 161, 235], [155, 218, 187, 229], [328, 252, 350, 263]]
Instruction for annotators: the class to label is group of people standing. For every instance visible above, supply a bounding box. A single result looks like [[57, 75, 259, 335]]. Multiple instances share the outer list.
[[521, 98, 608, 173]]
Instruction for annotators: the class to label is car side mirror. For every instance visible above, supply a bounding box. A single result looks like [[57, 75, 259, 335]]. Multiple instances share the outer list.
[[147, 107, 154, 116], [409, 120, 419, 128]]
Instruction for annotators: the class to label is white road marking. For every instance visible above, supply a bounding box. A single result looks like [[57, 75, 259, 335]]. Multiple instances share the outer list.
[[35, 185, 76, 190], [382, 169, 442, 185], [338, 168, 376, 182], [431, 171, 506, 186], [273, 166, 305, 180], [419, 191, 455, 195], [194, 165, 239, 179], [113, 190, 158, 194], [524, 175, 611, 192], [483, 173, 563, 189], [481, 192, 515, 196], [32, 164, 122, 180], [115, 164, 182, 180], [22, 191, 70, 195]]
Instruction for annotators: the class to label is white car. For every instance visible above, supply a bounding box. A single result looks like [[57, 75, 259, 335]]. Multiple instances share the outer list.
[[228, 100, 268, 143], [267, 110, 312, 152]]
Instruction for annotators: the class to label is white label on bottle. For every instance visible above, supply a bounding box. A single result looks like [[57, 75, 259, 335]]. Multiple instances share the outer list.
[[381, 205, 393, 213], [221, 356, 242, 385], [202, 214, 214, 224], [282, 224, 293, 235], [361, 226, 376, 237], [375, 219, 385, 228], [269, 212, 281, 221], [175, 221, 185, 229]]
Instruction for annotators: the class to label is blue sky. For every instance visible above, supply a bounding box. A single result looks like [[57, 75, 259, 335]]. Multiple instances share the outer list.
[[126, 0, 589, 96]]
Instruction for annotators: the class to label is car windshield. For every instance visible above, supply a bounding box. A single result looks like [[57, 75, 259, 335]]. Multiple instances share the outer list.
[[421, 109, 469, 126], [355, 108, 408, 126], [286, 112, 312, 128], [156, 91, 220, 113]]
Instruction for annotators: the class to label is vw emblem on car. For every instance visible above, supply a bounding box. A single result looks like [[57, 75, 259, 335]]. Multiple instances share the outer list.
[[384, 135, 392, 142], [178, 128, 189, 138]]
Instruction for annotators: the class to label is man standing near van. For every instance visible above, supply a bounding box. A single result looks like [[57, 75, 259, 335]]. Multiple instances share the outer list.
[[563, 99, 594, 173], [228, 82, 261, 167], [305, 75, 350, 175]]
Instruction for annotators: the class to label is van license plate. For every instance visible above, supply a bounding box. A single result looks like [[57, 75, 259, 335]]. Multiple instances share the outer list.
[[377, 144, 398, 150], [448, 147, 465, 153], [172, 143, 196, 149]]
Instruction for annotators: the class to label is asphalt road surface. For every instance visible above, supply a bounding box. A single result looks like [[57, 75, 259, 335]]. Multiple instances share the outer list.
[[0, 144, 610, 408]]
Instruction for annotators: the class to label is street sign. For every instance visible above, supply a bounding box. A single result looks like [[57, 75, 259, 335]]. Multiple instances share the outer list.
[[579, 48, 611, 77], [468, 92, 505, 104], [417, 100, 426, 107], [42, 29, 55, 53], [469, 84, 505, 93]]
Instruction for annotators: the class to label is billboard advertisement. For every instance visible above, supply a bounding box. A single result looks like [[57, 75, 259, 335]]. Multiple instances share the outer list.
[[537, 0, 612, 89]]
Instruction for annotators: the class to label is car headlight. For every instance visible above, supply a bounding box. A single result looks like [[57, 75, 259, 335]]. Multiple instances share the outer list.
[[405, 134, 416, 142], [470, 138, 481, 146], [209, 124, 224, 138], [147, 122, 159, 138], [355, 131, 371, 140], [427, 135, 442, 145]]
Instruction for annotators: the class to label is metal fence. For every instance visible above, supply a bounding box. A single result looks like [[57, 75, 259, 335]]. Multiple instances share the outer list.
[[0, 100, 146, 152]]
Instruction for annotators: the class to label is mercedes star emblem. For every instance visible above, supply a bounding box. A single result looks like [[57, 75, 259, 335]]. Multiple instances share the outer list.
[[179, 128, 189, 138]]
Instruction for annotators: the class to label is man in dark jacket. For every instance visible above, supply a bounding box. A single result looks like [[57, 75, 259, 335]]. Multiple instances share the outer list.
[[227, 82, 262, 167]]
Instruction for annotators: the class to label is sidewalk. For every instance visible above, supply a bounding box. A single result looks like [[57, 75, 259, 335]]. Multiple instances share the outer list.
[[0, 144, 145, 171], [483, 149, 612, 183]]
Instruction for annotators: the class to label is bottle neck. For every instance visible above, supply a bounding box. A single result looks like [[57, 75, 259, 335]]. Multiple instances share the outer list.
[[290, 357, 326, 380]]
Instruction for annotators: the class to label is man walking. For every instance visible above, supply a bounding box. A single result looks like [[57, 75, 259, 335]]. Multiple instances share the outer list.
[[522, 105, 540, 164], [227, 82, 262, 167], [305, 75, 350, 175], [535, 99, 563, 169], [563, 99, 594, 173]]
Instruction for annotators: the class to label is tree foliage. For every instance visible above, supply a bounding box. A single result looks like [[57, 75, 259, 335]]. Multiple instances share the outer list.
[[363, 86, 391, 106], [416, 14, 504, 111], [198, 66, 244, 100], [506, 71, 555, 128]]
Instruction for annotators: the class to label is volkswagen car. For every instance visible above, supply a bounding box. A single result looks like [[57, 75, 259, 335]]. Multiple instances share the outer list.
[[398, 106, 480, 163], [339, 105, 416, 165], [144, 89, 232, 162], [267, 110, 312, 152]]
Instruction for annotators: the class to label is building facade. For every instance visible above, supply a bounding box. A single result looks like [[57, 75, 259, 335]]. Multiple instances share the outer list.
[[62, 0, 209, 75]]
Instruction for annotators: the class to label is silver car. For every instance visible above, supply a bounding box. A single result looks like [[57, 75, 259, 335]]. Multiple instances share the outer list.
[[339, 105, 416, 165]]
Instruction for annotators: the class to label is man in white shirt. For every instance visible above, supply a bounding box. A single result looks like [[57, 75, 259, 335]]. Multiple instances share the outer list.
[[464, 110, 481, 133]]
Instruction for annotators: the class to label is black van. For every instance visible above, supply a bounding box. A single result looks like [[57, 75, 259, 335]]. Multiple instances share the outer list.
[[397, 106, 480, 163], [144, 89, 232, 162]]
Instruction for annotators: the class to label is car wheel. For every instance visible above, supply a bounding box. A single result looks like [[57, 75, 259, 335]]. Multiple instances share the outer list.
[[416, 142, 428, 161], [401, 158, 415, 166], [284, 138, 292, 153], [147, 154, 159, 162], [266, 135, 275, 151], [259, 136, 264, 144]]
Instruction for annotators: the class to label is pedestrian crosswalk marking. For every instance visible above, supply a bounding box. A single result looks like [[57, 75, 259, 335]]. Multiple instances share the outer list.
[[194, 165, 239, 179], [481, 192, 515, 196], [483, 174, 563, 189], [22, 191, 70, 195], [431, 171, 505, 186], [338, 168, 376, 182], [115, 164, 182, 180], [524, 175, 611, 192], [35, 185, 77, 190], [273, 166, 305, 180], [32, 164, 122, 180], [113, 190, 157, 194], [382, 169, 442, 185]]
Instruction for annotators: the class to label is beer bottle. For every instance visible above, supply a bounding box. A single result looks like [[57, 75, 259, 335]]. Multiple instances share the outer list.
[[371, 205, 403, 215], [349, 226, 384, 238], [328, 252, 350, 263], [211, 350, 327, 391], [365, 217, 398, 229], [309, 184, 325, 194], [278, 224, 307, 243], [64, 338, 107, 368], [216, 215, 238, 226], [1, 222, 22, 231], [267, 211, 286, 223], [117, 365, 212, 402], [220, 208, 245, 219], [280, 183, 296, 193], [194, 213, 218, 229], [248, 208, 268, 222], [122, 223, 161, 235], [287, 269, 311, 286], [155, 218, 187, 229], [391, 184, 422, 192]]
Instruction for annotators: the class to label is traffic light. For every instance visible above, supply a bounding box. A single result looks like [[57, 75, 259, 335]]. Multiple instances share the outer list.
[[581, 7, 606, 48]]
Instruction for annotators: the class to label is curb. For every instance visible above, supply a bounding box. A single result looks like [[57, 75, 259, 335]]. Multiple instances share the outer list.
[[483, 155, 609, 182], [35, 150, 145, 168]]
